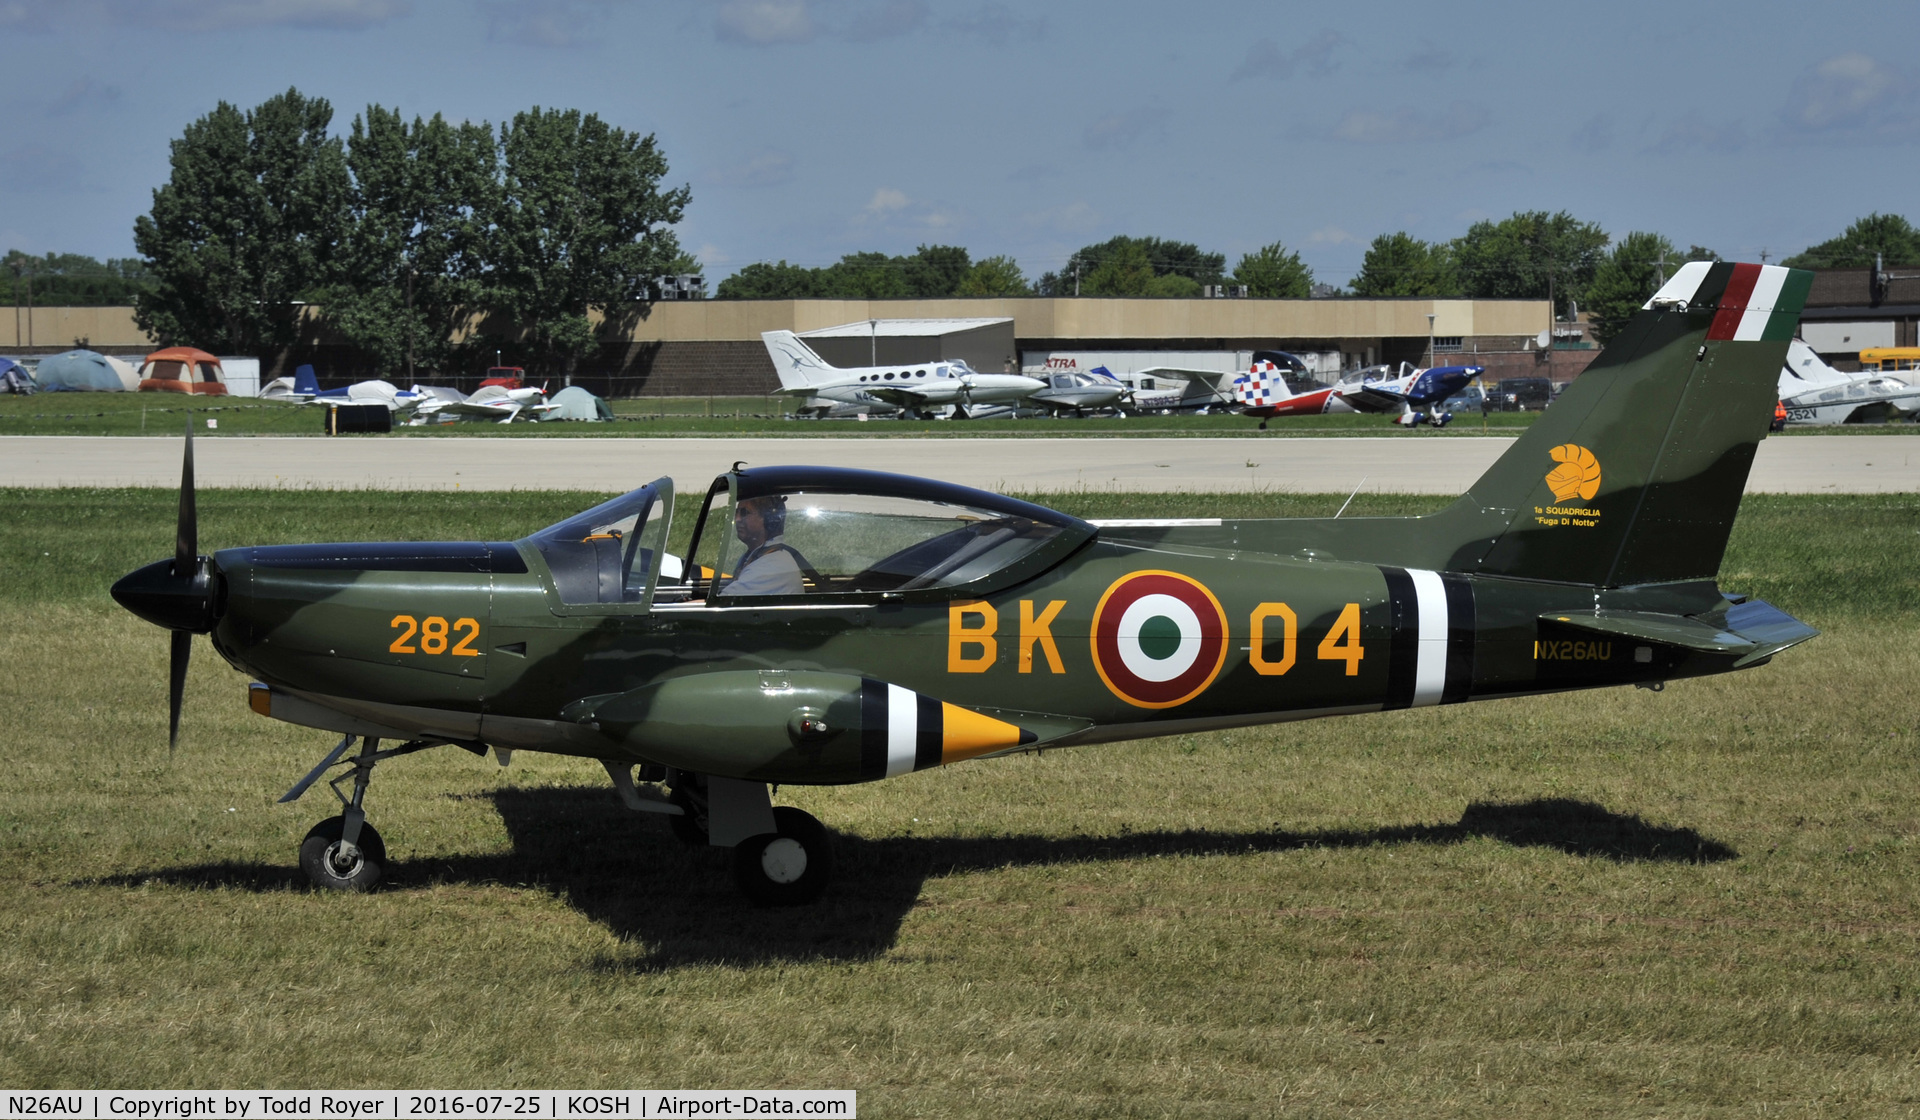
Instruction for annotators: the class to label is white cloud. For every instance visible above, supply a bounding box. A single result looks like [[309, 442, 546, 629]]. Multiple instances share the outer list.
[[715, 0, 814, 45], [1021, 200, 1099, 234], [1307, 227, 1357, 246], [1777, 52, 1919, 141], [865, 187, 909, 214], [1327, 101, 1487, 143]]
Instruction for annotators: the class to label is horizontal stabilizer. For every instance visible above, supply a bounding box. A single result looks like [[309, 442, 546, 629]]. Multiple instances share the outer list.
[[1543, 599, 1817, 667]]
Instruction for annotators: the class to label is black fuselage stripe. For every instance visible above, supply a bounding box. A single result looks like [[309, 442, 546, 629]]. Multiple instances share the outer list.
[[1379, 566, 1417, 710], [860, 678, 887, 781], [915, 693, 943, 771], [1441, 574, 1475, 704]]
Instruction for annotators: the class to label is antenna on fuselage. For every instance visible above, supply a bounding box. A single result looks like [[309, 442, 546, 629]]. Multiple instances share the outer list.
[[1334, 476, 1368, 519]]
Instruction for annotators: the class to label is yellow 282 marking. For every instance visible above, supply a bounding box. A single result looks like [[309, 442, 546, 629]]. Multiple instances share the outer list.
[[389, 614, 481, 657]]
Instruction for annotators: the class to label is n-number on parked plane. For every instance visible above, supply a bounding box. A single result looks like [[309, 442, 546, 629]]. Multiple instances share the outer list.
[[114, 261, 1818, 905]]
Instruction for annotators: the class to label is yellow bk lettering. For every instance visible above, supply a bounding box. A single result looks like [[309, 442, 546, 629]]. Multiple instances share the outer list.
[[1248, 603, 1297, 675], [1020, 599, 1067, 674], [948, 600, 998, 672]]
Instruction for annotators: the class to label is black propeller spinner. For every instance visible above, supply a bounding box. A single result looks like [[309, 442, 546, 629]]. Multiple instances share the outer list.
[[110, 420, 220, 749]]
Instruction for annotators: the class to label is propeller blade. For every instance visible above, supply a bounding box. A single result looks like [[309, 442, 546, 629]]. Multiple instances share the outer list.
[[168, 629, 191, 752], [173, 418, 197, 579]]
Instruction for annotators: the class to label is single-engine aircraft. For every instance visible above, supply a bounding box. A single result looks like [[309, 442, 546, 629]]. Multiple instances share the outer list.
[[113, 261, 1820, 906], [1777, 339, 1920, 425], [1236, 360, 1483, 429], [764, 330, 1045, 419]]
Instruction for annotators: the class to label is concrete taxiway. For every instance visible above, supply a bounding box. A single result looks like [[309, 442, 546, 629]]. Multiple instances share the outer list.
[[2, 435, 1916, 493]]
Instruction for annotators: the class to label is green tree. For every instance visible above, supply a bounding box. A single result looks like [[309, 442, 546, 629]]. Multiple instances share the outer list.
[[1582, 232, 1677, 345], [1350, 233, 1459, 296], [326, 106, 497, 378], [820, 252, 912, 299], [1582, 239, 1718, 345], [1450, 210, 1609, 315], [715, 261, 823, 299], [1048, 236, 1226, 295], [488, 107, 690, 378], [0, 251, 155, 306], [1080, 240, 1157, 296], [955, 255, 1030, 297], [899, 244, 971, 298], [1782, 213, 1920, 269], [1232, 241, 1313, 298], [132, 88, 350, 353]]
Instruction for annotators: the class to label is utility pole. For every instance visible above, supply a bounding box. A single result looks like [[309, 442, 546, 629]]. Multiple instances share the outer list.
[[1426, 312, 1436, 370], [1653, 250, 1668, 287], [1546, 271, 1555, 389], [1759, 247, 1770, 265], [404, 265, 416, 384], [869, 318, 877, 366], [1073, 264, 1080, 297]]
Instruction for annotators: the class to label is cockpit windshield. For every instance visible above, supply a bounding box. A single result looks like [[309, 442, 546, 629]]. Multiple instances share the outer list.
[[525, 482, 670, 605], [679, 467, 1091, 603]]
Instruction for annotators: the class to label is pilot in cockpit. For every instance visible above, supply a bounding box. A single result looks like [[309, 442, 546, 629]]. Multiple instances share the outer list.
[[719, 494, 808, 596]]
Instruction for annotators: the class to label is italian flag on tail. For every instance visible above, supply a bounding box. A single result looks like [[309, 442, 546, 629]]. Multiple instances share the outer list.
[[1642, 261, 1813, 342]]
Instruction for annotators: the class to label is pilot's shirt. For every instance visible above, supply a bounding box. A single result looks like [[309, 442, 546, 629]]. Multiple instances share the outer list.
[[720, 534, 804, 596]]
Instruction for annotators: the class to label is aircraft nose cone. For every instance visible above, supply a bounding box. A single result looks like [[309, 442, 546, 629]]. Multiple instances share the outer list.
[[111, 557, 220, 633]]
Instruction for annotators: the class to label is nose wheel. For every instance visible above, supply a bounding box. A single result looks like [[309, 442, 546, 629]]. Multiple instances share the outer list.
[[280, 733, 443, 893]]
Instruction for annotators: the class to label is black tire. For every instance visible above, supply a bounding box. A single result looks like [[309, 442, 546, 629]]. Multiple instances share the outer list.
[[731, 806, 833, 907], [299, 816, 386, 892], [668, 781, 708, 846]]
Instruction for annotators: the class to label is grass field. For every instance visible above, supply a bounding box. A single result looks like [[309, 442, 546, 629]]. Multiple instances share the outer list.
[[3, 488, 1918, 1115], [0, 391, 1545, 439]]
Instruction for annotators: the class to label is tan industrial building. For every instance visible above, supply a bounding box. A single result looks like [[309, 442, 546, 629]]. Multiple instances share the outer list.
[[1, 297, 1580, 396]]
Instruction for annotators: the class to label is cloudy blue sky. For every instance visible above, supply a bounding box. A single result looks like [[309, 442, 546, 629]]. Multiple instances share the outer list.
[[2, 0, 1916, 287]]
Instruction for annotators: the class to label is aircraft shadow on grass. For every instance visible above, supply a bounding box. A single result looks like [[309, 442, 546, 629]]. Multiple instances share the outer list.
[[88, 790, 1735, 971]]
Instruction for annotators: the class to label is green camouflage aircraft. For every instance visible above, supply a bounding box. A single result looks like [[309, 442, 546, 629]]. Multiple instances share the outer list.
[[114, 261, 1821, 905]]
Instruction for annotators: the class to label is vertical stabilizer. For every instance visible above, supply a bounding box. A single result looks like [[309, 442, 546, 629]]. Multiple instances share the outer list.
[[762, 331, 840, 391], [1435, 262, 1814, 587]]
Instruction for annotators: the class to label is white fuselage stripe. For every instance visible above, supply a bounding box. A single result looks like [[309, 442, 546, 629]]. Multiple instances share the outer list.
[[1409, 568, 1449, 707], [886, 683, 918, 777]]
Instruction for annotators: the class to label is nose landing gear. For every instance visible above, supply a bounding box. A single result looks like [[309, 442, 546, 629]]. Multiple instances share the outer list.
[[280, 734, 444, 893]]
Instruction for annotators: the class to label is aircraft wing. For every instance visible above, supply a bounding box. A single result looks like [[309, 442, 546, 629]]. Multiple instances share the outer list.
[[1335, 385, 1409, 413]]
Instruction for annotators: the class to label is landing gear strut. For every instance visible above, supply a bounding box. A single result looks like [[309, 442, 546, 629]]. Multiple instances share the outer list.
[[281, 734, 442, 893], [609, 765, 834, 906]]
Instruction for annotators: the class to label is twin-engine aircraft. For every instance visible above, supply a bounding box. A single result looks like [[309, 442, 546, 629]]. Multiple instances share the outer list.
[[763, 330, 1045, 419], [114, 261, 1819, 905]]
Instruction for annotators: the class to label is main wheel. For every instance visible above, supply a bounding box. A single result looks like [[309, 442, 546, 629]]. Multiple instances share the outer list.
[[731, 806, 833, 907], [299, 816, 387, 892]]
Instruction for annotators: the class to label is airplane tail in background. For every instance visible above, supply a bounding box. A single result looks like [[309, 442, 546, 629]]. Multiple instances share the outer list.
[[293, 364, 320, 396], [762, 331, 839, 391], [1443, 261, 1814, 588], [1780, 339, 1849, 390]]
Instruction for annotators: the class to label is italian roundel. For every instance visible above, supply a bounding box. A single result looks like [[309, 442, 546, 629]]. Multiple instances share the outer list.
[[1090, 570, 1230, 709]]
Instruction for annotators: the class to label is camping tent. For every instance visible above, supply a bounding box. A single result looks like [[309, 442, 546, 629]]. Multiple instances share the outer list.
[[36, 349, 138, 392], [541, 385, 613, 421], [139, 347, 227, 395], [0, 357, 32, 394]]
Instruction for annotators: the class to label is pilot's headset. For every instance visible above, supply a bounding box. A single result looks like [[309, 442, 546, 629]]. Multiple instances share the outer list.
[[746, 494, 789, 538]]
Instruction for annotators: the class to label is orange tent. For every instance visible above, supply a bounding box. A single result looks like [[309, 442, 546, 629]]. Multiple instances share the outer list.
[[139, 347, 228, 396]]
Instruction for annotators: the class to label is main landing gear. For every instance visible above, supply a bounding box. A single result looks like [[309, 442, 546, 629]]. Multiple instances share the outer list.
[[281, 734, 444, 892], [606, 764, 835, 906]]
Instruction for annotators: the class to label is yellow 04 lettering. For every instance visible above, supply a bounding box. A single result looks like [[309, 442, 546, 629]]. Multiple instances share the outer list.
[[1316, 602, 1365, 676], [451, 618, 481, 656], [388, 615, 418, 654], [1249, 603, 1297, 675]]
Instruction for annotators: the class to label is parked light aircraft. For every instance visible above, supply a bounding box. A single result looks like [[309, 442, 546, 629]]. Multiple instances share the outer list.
[[1236, 360, 1483, 428], [411, 384, 557, 425], [1029, 369, 1131, 415], [112, 261, 1819, 906], [1777, 339, 1920, 425], [765, 331, 1046, 419]]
